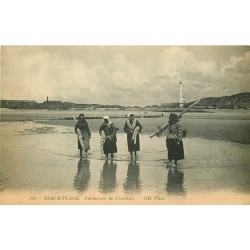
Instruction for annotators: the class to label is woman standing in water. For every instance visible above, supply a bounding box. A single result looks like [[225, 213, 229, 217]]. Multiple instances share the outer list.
[[124, 113, 142, 158], [75, 114, 91, 157], [99, 116, 118, 159], [166, 113, 185, 166]]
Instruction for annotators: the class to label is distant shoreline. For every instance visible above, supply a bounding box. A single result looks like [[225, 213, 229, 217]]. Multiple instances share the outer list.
[[0, 108, 214, 123], [1, 107, 249, 123], [1, 92, 250, 110]]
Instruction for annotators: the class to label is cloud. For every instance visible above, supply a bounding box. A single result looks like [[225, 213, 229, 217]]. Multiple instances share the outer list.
[[159, 47, 250, 101], [1, 46, 250, 106], [50, 52, 147, 105], [162, 46, 218, 79], [218, 51, 250, 90], [235, 51, 250, 73]]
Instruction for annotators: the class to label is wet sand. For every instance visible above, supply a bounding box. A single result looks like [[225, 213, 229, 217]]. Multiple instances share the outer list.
[[1, 121, 249, 204]]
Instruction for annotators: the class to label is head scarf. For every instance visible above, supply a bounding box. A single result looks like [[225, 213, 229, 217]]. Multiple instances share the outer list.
[[127, 113, 136, 122], [78, 113, 86, 122], [103, 116, 112, 125], [169, 113, 178, 125], [127, 113, 137, 129]]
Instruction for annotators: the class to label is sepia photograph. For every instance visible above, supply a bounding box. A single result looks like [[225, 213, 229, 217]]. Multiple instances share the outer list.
[[1, 45, 250, 205], [1, 1, 250, 250]]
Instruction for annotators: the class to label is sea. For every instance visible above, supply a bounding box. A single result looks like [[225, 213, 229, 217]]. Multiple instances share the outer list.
[[0, 108, 250, 204]]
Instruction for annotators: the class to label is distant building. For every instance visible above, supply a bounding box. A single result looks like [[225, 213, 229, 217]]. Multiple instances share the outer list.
[[161, 103, 178, 108], [0, 100, 37, 109], [1, 100, 37, 103], [42, 100, 63, 104]]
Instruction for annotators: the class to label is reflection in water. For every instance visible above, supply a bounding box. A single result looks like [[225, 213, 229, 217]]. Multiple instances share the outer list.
[[166, 167, 186, 196], [99, 160, 117, 193], [123, 159, 142, 194], [74, 158, 91, 192]]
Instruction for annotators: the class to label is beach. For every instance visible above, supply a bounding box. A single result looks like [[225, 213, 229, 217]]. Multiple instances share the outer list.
[[0, 109, 250, 204]]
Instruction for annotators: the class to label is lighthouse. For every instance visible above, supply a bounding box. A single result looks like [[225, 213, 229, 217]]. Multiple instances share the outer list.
[[179, 81, 184, 108]]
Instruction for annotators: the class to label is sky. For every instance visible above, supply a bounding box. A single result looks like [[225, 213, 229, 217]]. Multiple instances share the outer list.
[[1, 46, 250, 106]]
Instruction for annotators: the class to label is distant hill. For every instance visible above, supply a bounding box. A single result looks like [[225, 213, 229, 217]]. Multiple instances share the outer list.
[[187, 92, 250, 109], [0, 99, 126, 110], [1, 92, 250, 110]]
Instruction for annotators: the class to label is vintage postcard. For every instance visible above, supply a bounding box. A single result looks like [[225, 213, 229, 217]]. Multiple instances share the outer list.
[[1, 46, 249, 205]]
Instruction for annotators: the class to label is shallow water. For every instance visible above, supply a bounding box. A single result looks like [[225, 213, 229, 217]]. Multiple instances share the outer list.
[[0, 109, 250, 204], [1, 123, 249, 201], [1, 108, 250, 143]]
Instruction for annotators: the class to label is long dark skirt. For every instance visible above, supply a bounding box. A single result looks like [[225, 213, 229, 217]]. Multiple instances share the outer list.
[[127, 133, 140, 152], [166, 139, 184, 161], [103, 137, 117, 154]]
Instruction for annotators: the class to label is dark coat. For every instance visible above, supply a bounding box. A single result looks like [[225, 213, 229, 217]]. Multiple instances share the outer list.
[[99, 122, 118, 154], [75, 120, 91, 150]]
